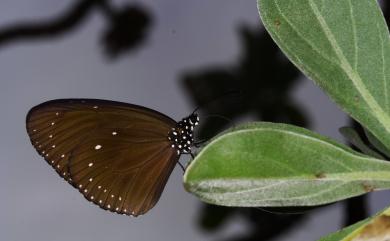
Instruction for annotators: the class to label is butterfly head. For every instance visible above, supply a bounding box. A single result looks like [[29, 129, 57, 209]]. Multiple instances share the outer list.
[[168, 113, 199, 155], [188, 113, 199, 126]]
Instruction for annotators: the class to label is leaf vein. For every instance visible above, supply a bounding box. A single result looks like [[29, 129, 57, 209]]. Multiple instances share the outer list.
[[307, 0, 390, 136], [377, 22, 388, 113], [348, 0, 358, 70], [274, 0, 337, 65]]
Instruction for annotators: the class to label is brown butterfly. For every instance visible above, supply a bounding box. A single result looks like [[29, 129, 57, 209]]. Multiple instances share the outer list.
[[26, 99, 199, 217]]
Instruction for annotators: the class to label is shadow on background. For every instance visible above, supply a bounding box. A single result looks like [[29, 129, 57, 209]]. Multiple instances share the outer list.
[[0, 1, 389, 240], [0, 0, 151, 59], [180, 2, 390, 241], [182, 26, 307, 139], [181, 25, 309, 241]]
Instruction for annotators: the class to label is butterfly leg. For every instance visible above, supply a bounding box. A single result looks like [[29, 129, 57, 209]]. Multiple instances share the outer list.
[[176, 153, 196, 173], [177, 160, 185, 172]]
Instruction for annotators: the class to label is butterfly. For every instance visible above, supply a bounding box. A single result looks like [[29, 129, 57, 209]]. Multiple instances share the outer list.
[[26, 99, 199, 217]]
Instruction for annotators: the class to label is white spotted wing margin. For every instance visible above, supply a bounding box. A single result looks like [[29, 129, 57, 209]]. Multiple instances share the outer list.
[[26, 99, 180, 216]]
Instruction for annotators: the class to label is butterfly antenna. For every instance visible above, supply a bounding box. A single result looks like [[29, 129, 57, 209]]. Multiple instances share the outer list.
[[191, 90, 243, 114], [193, 114, 234, 147]]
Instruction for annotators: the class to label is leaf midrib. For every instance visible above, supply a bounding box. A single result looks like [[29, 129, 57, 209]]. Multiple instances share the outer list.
[[188, 171, 390, 184], [307, 0, 390, 133], [193, 181, 349, 201]]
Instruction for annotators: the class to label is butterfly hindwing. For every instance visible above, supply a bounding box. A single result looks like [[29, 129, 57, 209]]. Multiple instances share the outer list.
[[69, 126, 179, 216]]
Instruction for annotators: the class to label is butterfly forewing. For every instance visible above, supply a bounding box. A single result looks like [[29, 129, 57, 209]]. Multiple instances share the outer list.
[[27, 103, 99, 180], [26, 99, 179, 216]]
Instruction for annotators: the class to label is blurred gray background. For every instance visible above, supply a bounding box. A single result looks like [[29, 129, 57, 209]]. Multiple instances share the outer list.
[[1, 0, 389, 240]]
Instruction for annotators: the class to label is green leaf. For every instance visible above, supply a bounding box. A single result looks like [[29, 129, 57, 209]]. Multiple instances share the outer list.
[[364, 128, 390, 159], [184, 122, 390, 207], [339, 126, 384, 159], [257, 0, 390, 149], [319, 205, 390, 241]]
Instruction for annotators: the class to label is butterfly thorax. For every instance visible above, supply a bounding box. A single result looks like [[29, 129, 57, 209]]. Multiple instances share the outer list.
[[168, 113, 199, 155]]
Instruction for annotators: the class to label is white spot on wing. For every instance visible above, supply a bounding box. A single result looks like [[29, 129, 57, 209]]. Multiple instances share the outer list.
[[95, 145, 102, 150]]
